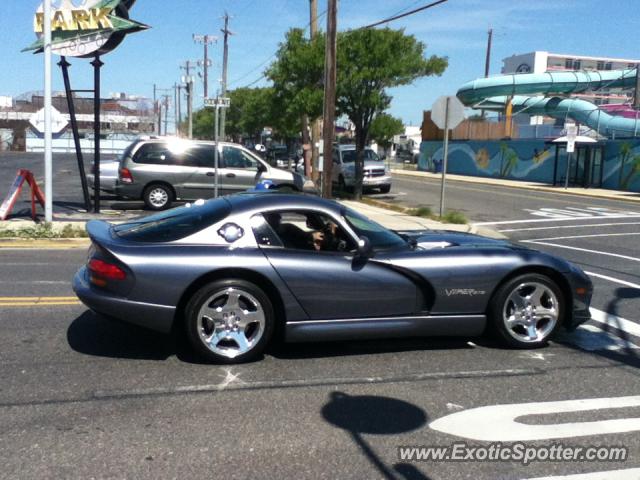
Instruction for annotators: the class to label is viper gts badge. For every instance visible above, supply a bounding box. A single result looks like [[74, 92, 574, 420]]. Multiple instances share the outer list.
[[445, 288, 486, 297]]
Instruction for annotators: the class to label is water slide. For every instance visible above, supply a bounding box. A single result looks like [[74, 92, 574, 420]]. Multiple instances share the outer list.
[[456, 69, 640, 137]]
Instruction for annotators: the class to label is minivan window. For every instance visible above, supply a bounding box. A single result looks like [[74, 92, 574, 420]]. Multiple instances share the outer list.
[[133, 143, 206, 167], [341, 149, 379, 163], [223, 146, 258, 169]]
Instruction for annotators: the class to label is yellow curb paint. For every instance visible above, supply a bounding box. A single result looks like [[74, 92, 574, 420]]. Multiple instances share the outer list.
[[0, 302, 81, 307], [0, 296, 78, 301]]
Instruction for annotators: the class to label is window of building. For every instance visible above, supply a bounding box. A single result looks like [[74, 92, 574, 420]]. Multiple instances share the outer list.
[[572, 60, 581, 70], [565, 58, 573, 69], [605, 62, 613, 70], [597, 61, 605, 70]]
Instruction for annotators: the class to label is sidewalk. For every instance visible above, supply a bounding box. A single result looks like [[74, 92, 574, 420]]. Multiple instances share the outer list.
[[0, 199, 505, 248], [340, 201, 505, 239], [391, 168, 640, 204]]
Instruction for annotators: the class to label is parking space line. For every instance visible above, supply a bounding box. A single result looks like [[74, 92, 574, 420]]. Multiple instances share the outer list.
[[585, 272, 640, 290], [524, 232, 640, 242], [475, 214, 640, 226], [521, 241, 640, 263], [590, 309, 640, 339], [500, 222, 640, 233]]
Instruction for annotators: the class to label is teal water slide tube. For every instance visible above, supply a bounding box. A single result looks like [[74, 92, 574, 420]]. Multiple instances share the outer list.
[[456, 69, 640, 137]]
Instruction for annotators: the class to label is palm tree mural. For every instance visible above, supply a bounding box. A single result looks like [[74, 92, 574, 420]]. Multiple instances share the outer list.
[[618, 142, 640, 190], [498, 142, 519, 178]]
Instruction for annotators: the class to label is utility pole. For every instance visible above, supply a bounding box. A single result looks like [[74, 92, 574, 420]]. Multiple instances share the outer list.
[[310, 0, 322, 184], [634, 63, 640, 109], [219, 13, 232, 140], [484, 28, 493, 78], [322, 0, 337, 198], [153, 83, 158, 134], [174, 83, 179, 135], [43, 0, 53, 221], [163, 95, 170, 136], [181, 61, 197, 138], [193, 34, 217, 99]]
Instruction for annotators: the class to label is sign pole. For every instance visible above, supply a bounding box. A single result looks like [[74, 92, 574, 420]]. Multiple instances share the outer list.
[[214, 104, 220, 198], [439, 97, 450, 218], [43, 0, 53, 222], [91, 56, 103, 213], [59, 57, 91, 212]]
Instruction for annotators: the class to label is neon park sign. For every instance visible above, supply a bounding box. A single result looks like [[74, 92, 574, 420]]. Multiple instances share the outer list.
[[24, 0, 148, 58]]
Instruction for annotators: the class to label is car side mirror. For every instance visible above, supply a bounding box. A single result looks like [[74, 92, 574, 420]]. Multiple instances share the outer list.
[[356, 236, 372, 258], [257, 163, 267, 173]]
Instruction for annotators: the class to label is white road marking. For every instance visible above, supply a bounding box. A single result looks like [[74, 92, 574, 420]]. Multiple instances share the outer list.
[[523, 232, 640, 242], [521, 241, 640, 263], [475, 214, 640, 226], [525, 468, 640, 480], [590, 308, 640, 339], [429, 395, 640, 442], [500, 222, 640, 233], [585, 271, 640, 289]]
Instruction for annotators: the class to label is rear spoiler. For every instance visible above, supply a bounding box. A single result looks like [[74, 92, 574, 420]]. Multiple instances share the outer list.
[[86, 220, 114, 247]]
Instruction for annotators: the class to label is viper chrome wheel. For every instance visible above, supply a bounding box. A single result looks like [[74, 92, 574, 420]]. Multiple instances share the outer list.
[[489, 274, 564, 348], [185, 280, 274, 363], [197, 288, 266, 359], [503, 282, 559, 343]]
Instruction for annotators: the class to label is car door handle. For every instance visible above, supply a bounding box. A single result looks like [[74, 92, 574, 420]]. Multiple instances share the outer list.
[[226, 173, 236, 178]]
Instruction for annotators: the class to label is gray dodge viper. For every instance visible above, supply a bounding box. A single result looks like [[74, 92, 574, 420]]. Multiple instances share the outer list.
[[73, 193, 593, 363]]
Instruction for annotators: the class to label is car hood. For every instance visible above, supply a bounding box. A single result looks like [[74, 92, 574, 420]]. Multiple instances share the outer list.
[[397, 229, 515, 250]]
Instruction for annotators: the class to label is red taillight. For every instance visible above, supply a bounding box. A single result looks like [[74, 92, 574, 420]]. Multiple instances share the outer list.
[[88, 258, 126, 281], [119, 167, 133, 184]]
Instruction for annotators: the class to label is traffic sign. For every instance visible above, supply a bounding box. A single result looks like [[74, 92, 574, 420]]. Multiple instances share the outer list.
[[565, 123, 578, 153], [29, 106, 67, 134], [204, 97, 230, 108], [431, 95, 465, 130]]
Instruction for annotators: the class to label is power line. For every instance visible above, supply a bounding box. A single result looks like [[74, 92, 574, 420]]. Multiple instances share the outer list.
[[360, 0, 448, 29], [229, 8, 328, 89]]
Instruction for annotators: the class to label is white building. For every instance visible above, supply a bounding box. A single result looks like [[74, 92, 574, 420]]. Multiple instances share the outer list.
[[502, 51, 640, 105]]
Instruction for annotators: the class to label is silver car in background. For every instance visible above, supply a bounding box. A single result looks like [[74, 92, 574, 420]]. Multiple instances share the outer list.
[[114, 138, 315, 210], [331, 144, 392, 193]]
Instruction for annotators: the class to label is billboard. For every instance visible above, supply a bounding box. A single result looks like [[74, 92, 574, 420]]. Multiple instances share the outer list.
[[24, 0, 148, 58]]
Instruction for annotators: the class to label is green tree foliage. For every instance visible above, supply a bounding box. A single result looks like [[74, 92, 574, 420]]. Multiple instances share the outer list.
[[192, 87, 276, 142], [266, 28, 325, 124], [368, 113, 404, 149], [336, 28, 447, 198]]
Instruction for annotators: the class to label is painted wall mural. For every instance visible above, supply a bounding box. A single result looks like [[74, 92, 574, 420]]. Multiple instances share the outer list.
[[419, 139, 640, 192]]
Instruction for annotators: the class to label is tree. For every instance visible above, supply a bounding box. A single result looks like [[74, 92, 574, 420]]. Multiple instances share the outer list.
[[336, 28, 447, 199], [368, 113, 404, 150], [266, 28, 325, 125], [192, 87, 274, 142]]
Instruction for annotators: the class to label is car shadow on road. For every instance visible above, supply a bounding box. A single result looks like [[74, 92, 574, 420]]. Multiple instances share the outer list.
[[66, 311, 212, 364], [321, 391, 432, 480], [269, 336, 475, 360], [557, 287, 640, 369]]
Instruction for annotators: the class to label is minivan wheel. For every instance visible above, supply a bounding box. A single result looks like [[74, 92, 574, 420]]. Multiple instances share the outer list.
[[143, 183, 173, 210]]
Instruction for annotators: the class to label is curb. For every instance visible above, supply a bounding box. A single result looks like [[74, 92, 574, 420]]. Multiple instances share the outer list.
[[0, 238, 90, 249], [357, 198, 507, 240], [391, 169, 640, 204]]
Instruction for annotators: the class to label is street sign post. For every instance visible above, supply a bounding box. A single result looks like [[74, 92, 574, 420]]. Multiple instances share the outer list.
[[565, 123, 577, 189], [431, 96, 465, 217], [204, 97, 231, 198]]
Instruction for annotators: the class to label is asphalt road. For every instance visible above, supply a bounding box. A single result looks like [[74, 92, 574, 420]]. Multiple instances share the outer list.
[[1, 159, 640, 478]]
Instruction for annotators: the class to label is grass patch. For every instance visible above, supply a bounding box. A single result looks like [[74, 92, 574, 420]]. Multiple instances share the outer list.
[[0, 223, 88, 239], [439, 210, 468, 224], [408, 206, 433, 218]]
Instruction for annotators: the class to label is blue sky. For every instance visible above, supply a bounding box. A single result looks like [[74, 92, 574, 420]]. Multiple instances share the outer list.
[[1, 0, 640, 125]]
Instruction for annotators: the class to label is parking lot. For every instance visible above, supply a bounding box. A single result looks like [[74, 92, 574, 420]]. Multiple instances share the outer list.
[[1, 156, 640, 478]]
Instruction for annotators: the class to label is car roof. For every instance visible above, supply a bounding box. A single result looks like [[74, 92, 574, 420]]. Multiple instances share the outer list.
[[227, 193, 343, 215]]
